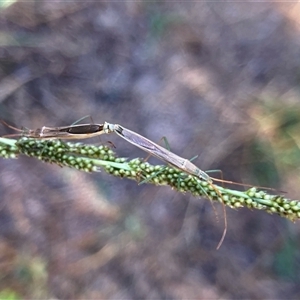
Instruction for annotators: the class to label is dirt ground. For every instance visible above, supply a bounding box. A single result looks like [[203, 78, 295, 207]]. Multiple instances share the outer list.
[[0, 1, 300, 299]]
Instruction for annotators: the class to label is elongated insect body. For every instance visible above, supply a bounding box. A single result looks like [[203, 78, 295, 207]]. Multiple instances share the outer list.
[[36, 124, 104, 139], [13, 124, 105, 140], [103, 122, 212, 183]]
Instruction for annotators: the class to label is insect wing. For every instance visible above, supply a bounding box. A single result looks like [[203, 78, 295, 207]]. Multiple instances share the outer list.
[[114, 125, 188, 167]]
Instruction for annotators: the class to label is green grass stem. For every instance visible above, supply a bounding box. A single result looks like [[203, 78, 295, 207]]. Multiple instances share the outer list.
[[0, 137, 299, 222]]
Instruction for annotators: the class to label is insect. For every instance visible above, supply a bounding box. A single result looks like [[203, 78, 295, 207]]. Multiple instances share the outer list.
[[102, 122, 212, 183], [101, 122, 230, 249], [1, 120, 104, 140]]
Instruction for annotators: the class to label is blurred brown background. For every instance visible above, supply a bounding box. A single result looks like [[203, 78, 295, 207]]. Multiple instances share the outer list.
[[0, 1, 300, 299]]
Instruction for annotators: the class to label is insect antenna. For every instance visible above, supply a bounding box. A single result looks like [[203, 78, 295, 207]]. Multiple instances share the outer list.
[[211, 177, 279, 192], [0, 119, 28, 138], [0, 119, 23, 132]]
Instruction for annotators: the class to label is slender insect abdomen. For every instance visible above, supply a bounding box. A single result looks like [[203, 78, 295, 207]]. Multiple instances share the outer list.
[[111, 123, 212, 182]]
